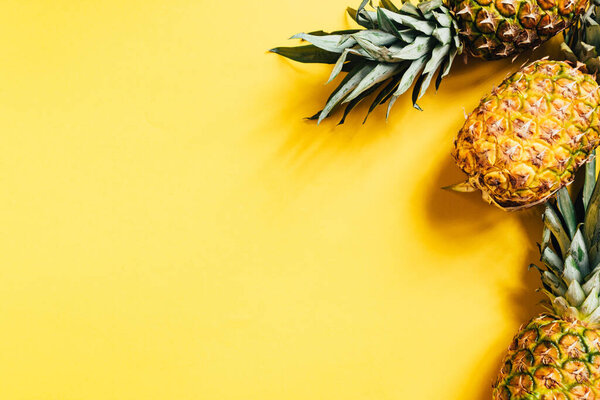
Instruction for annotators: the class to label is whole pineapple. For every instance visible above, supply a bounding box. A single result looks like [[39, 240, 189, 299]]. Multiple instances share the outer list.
[[270, 0, 588, 123], [452, 60, 600, 210], [493, 158, 600, 399]]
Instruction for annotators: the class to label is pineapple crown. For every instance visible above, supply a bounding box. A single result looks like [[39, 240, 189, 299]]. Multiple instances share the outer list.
[[536, 151, 600, 325], [563, 3, 600, 76], [270, 0, 462, 124]]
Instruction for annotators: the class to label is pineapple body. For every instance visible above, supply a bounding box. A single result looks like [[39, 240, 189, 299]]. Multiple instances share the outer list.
[[453, 60, 600, 210], [494, 314, 600, 400], [448, 0, 588, 59]]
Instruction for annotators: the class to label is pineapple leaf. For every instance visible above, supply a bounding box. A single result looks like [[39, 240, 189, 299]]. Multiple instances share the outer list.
[[290, 33, 356, 53], [347, 7, 361, 24], [364, 73, 403, 122], [338, 81, 383, 125], [542, 246, 564, 274], [389, 36, 432, 60], [353, 36, 394, 61], [377, 7, 402, 39], [566, 280, 586, 306], [435, 60, 446, 90], [581, 286, 600, 315], [417, 71, 435, 101], [398, 2, 421, 17], [306, 110, 322, 120], [422, 43, 449, 74], [553, 296, 579, 319], [432, 9, 452, 28], [541, 226, 552, 252], [273, 0, 461, 120], [397, 29, 418, 43], [318, 63, 372, 123], [357, 0, 370, 17], [584, 150, 597, 211], [351, 0, 374, 28], [432, 27, 452, 44], [587, 25, 600, 47], [393, 56, 427, 97], [352, 29, 397, 46], [269, 45, 341, 64], [584, 162, 600, 263], [544, 204, 571, 258], [557, 187, 577, 239], [352, 30, 398, 45], [542, 271, 567, 296], [379, 8, 434, 35], [411, 73, 426, 110], [586, 304, 600, 323], [583, 272, 600, 295], [308, 29, 362, 36], [418, 0, 444, 14], [380, 0, 399, 12], [568, 229, 591, 277], [344, 63, 400, 103], [387, 95, 399, 118], [327, 49, 352, 84], [442, 47, 459, 77], [563, 256, 583, 285]]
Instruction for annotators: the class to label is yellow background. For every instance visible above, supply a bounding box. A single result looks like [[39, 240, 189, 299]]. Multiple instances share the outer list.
[[0, 1, 561, 399]]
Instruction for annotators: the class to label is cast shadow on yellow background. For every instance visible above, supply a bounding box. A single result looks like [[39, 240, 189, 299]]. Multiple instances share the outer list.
[[427, 154, 545, 399], [261, 40, 558, 399], [0, 2, 574, 398]]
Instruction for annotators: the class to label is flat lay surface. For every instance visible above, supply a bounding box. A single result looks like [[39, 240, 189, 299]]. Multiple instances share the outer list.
[[0, 1, 562, 399]]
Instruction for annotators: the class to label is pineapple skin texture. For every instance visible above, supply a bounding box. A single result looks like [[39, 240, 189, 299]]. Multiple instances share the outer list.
[[493, 314, 600, 400], [448, 0, 588, 59], [453, 60, 600, 210]]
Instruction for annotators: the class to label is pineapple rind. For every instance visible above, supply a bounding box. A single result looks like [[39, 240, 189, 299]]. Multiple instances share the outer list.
[[448, 0, 589, 60], [493, 315, 600, 400], [453, 60, 600, 210]]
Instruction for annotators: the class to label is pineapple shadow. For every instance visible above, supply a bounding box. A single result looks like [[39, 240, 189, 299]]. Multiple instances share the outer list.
[[266, 54, 505, 190], [267, 41, 542, 187], [424, 155, 544, 318], [265, 62, 410, 191], [423, 155, 545, 400], [266, 23, 562, 190]]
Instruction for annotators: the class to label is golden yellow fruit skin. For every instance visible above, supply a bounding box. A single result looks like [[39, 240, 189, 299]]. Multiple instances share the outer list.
[[494, 314, 600, 400], [448, 0, 589, 59], [453, 60, 600, 210]]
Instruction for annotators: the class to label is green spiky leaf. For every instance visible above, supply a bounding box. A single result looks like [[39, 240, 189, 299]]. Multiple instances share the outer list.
[[271, 0, 462, 124], [269, 45, 340, 64]]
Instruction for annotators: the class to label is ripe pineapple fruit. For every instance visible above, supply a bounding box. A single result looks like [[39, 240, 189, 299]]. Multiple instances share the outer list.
[[270, 0, 588, 123], [493, 159, 600, 399], [452, 60, 600, 210]]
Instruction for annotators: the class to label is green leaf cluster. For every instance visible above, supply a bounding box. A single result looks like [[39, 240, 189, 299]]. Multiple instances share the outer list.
[[270, 0, 462, 124], [563, 5, 600, 76], [535, 152, 600, 324]]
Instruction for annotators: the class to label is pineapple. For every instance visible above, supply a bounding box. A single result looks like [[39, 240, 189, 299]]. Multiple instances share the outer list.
[[452, 60, 600, 210], [270, 0, 588, 123], [493, 158, 600, 399]]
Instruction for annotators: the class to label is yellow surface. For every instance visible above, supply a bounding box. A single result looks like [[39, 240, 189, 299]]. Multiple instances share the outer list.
[[0, 1, 560, 399]]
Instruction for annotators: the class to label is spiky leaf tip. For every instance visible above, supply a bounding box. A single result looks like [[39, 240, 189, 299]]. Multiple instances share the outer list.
[[270, 0, 462, 124]]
